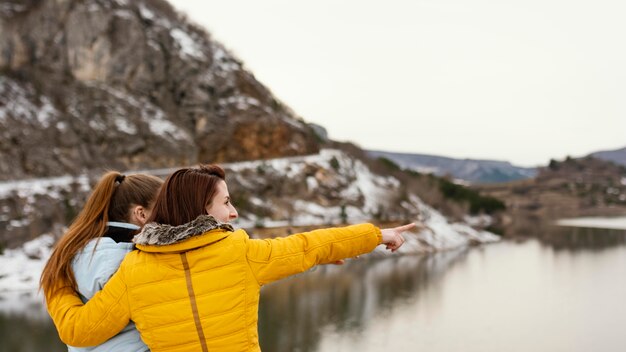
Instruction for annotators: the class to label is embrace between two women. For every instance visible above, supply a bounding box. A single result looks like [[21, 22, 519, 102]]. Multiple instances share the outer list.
[[41, 164, 415, 351]]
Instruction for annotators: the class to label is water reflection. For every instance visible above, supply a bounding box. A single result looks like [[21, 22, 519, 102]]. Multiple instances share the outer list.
[[258, 249, 471, 352], [3, 225, 626, 352], [0, 313, 65, 352], [539, 225, 626, 251], [0, 292, 65, 352]]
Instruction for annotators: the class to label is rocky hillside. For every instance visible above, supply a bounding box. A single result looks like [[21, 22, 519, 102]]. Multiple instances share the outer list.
[[474, 156, 626, 235], [0, 149, 499, 249], [0, 0, 319, 181], [368, 150, 536, 184]]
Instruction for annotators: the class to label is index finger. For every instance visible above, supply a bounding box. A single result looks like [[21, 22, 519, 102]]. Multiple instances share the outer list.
[[393, 223, 417, 232]]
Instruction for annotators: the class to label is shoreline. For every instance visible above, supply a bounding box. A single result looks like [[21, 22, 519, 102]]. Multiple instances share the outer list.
[[556, 216, 626, 230]]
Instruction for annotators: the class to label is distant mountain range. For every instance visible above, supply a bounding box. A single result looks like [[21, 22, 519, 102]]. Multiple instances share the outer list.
[[367, 150, 538, 184], [368, 145, 626, 184], [591, 146, 626, 167]]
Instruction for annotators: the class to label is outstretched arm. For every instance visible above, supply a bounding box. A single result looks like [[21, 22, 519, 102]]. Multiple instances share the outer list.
[[246, 222, 415, 285], [45, 269, 131, 347], [330, 222, 416, 264]]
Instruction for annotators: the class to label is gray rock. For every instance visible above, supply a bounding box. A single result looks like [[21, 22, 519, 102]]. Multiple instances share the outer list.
[[0, 0, 320, 181]]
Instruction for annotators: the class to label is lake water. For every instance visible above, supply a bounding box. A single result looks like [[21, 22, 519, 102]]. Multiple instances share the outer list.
[[3, 225, 626, 352]]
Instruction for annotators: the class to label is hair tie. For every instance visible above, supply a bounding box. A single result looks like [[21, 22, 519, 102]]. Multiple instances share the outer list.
[[116, 174, 126, 184]]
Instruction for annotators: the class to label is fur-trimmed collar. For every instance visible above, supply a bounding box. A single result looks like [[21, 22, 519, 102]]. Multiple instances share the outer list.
[[133, 215, 234, 246]]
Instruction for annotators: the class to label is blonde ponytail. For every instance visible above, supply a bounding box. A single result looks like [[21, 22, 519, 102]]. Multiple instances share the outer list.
[[40, 172, 162, 297]]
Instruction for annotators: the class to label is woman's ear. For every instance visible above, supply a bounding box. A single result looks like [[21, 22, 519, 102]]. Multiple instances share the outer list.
[[131, 205, 148, 226]]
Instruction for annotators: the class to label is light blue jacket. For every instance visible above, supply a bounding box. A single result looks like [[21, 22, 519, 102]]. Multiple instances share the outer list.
[[69, 223, 149, 352]]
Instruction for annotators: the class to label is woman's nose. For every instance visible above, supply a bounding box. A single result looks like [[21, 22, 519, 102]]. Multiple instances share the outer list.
[[230, 207, 238, 219]]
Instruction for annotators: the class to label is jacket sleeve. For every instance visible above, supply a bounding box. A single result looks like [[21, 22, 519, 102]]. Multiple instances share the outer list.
[[246, 223, 382, 285], [45, 267, 132, 347], [72, 240, 130, 300]]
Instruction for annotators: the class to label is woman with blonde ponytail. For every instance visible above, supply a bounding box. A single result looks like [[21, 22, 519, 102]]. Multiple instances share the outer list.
[[40, 171, 162, 352]]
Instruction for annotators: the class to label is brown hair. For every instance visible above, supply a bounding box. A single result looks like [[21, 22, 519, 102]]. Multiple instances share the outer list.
[[149, 164, 226, 226], [40, 172, 163, 297]]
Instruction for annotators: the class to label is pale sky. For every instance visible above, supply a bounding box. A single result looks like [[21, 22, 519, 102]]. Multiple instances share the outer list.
[[168, 0, 626, 167]]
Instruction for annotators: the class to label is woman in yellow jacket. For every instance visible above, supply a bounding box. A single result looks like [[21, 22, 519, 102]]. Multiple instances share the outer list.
[[46, 164, 414, 352]]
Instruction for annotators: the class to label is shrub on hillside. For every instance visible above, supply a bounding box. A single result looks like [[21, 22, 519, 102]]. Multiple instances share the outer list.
[[438, 178, 506, 215], [377, 157, 401, 172]]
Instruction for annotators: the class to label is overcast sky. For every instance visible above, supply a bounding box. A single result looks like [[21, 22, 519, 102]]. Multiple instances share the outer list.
[[168, 0, 625, 167]]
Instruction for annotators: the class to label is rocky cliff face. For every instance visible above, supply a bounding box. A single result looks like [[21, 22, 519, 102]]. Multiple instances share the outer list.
[[0, 0, 319, 180]]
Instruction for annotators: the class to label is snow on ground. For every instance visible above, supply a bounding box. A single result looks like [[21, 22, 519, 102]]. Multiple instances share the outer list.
[[218, 96, 261, 110], [463, 214, 493, 228], [226, 149, 332, 176], [0, 76, 58, 128], [138, 3, 155, 21], [0, 235, 54, 293], [0, 235, 55, 318], [90, 83, 191, 141], [369, 195, 499, 257], [556, 216, 626, 230], [211, 43, 241, 72], [170, 28, 205, 60], [340, 157, 399, 214], [0, 175, 90, 198]]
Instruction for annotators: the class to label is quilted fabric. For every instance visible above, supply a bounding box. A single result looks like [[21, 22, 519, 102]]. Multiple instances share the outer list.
[[46, 222, 382, 351]]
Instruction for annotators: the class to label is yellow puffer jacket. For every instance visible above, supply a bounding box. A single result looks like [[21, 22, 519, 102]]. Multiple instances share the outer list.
[[46, 217, 382, 352]]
